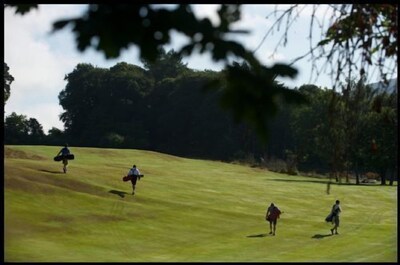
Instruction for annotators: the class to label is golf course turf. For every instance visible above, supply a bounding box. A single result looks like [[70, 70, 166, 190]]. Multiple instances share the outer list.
[[4, 145, 397, 262]]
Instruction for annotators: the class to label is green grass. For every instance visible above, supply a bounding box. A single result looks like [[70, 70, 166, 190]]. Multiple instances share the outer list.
[[4, 145, 397, 262]]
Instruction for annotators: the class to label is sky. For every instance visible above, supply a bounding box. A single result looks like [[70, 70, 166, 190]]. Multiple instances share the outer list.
[[4, 4, 394, 133]]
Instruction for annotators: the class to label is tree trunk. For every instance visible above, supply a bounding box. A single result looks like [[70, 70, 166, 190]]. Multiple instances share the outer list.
[[355, 173, 360, 185], [355, 162, 360, 185], [389, 168, 394, 186], [380, 168, 386, 185]]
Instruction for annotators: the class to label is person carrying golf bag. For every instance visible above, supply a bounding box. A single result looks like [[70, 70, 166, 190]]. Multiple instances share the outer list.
[[326, 200, 342, 235], [266, 202, 282, 236], [125, 165, 143, 195], [55, 144, 71, 173]]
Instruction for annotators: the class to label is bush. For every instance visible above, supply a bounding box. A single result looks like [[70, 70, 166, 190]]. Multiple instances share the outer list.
[[102, 133, 124, 148], [265, 158, 287, 173], [231, 152, 258, 167]]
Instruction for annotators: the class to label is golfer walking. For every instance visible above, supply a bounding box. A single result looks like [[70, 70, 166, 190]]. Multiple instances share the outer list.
[[126, 165, 143, 195], [330, 200, 342, 235], [266, 202, 282, 236]]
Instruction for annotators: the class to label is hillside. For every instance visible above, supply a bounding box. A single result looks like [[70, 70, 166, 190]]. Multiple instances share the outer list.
[[4, 145, 398, 262]]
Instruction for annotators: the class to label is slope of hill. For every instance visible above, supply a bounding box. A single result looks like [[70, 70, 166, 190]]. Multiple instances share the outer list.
[[4, 145, 397, 262]]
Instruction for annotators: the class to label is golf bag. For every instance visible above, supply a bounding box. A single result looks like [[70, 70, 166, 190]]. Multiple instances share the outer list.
[[123, 175, 133, 182], [325, 212, 334, 222], [54, 154, 75, 161], [122, 174, 144, 182]]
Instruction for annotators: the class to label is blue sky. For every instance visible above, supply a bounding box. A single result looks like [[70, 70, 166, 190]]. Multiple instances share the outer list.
[[4, 4, 393, 133]]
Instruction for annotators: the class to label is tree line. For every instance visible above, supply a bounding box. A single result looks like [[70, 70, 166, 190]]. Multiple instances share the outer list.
[[4, 50, 397, 185]]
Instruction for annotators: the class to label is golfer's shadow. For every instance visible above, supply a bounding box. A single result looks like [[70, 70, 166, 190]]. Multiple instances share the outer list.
[[312, 234, 333, 239], [39, 169, 64, 174], [247, 233, 268, 238], [109, 190, 128, 198]]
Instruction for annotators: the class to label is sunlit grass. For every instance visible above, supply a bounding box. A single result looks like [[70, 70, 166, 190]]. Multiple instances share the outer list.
[[4, 145, 397, 262]]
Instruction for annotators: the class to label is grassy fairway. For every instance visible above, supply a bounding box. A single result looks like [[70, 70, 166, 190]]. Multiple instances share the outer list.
[[4, 145, 397, 262]]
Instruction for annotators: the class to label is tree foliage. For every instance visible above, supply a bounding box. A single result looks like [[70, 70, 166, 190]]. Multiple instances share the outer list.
[[141, 48, 188, 82], [4, 112, 45, 144], [256, 4, 397, 89], [57, 56, 264, 159], [318, 4, 397, 82], [59, 62, 153, 148], [5, 4, 307, 142], [4, 62, 14, 104], [289, 80, 397, 184]]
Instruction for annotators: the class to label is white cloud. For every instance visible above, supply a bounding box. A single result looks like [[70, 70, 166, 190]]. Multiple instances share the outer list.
[[29, 103, 65, 132], [4, 4, 143, 133], [4, 5, 86, 133], [6, 102, 65, 133], [6, 36, 65, 94]]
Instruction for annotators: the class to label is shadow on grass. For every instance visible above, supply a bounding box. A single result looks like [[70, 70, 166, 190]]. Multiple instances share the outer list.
[[39, 169, 64, 174], [109, 190, 128, 198], [247, 233, 268, 238], [267, 178, 382, 187], [312, 234, 333, 239]]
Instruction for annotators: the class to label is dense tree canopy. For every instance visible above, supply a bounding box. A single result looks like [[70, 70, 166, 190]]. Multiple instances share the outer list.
[[4, 112, 45, 144], [56, 53, 262, 159], [4, 62, 14, 105]]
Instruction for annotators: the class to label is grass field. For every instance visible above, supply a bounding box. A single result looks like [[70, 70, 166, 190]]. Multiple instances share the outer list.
[[4, 145, 398, 262]]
